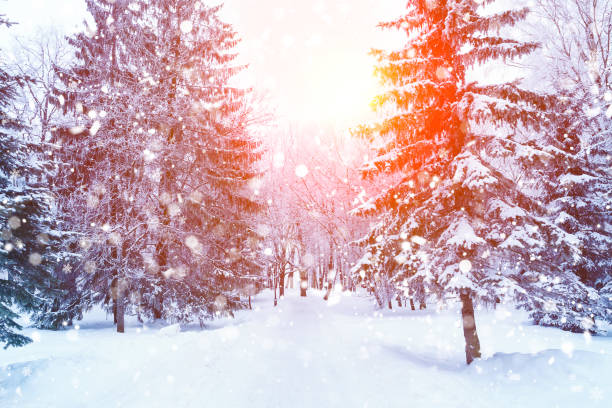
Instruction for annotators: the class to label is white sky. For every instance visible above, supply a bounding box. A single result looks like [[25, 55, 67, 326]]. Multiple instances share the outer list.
[[0, 0, 87, 37], [0, 0, 405, 127]]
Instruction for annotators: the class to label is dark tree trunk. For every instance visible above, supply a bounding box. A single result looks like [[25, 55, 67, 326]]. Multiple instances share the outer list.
[[319, 258, 325, 289], [397, 296, 402, 307], [273, 270, 278, 307], [388, 300, 392, 309], [116, 294, 125, 333], [338, 259, 344, 290], [248, 295, 252, 309], [113, 299, 118, 324], [419, 301, 426, 310], [153, 294, 163, 319], [460, 292, 481, 365], [279, 271, 285, 297], [409, 298, 415, 310], [323, 246, 334, 301]]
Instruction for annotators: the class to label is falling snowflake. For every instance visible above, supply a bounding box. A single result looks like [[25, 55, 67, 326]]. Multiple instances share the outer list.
[[180, 20, 193, 34], [84, 261, 96, 274], [28, 252, 42, 266], [185, 235, 199, 250], [459, 259, 472, 273], [8, 216, 21, 229], [295, 164, 308, 178]]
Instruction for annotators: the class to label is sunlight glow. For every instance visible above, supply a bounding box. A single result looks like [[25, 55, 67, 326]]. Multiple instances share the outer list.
[[301, 53, 380, 125], [221, 0, 404, 127]]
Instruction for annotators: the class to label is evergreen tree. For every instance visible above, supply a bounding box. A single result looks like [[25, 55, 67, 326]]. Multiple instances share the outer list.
[[52, 0, 262, 331], [0, 15, 59, 347], [142, 0, 264, 321], [528, 89, 612, 331], [356, 0, 605, 364], [520, 0, 612, 330]]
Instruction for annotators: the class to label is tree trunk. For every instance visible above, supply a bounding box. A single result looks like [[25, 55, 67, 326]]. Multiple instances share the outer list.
[[113, 299, 118, 324], [153, 294, 163, 319], [319, 259, 325, 289], [409, 298, 415, 310], [279, 271, 285, 297], [116, 293, 125, 333], [273, 272, 278, 307], [300, 270, 307, 297], [323, 246, 335, 300], [397, 296, 402, 307], [460, 292, 481, 365], [288, 271, 294, 288], [419, 300, 426, 310], [388, 300, 392, 309], [338, 259, 344, 290]]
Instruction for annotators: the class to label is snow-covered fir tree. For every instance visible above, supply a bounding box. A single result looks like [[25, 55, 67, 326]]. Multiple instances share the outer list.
[[528, 0, 612, 330], [354, 0, 607, 364], [51, 0, 263, 332], [145, 0, 264, 321], [525, 88, 612, 331], [0, 15, 60, 347]]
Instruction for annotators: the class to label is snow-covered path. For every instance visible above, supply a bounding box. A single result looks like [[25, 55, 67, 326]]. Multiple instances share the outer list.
[[2, 289, 611, 407]]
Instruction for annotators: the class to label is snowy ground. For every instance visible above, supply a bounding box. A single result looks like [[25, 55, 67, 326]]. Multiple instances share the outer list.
[[1, 289, 611, 408]]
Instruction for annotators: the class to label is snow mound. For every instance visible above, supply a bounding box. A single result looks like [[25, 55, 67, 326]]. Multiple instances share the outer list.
[[158, 323, 181, 335]]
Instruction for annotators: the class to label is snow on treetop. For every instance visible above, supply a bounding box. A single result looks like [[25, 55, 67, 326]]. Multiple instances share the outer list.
[[498, 233, 526, 249], [452, 151, 497, 190], [441, 263, 478, 292], [440, 217, 485, 249], [559, 173, 597, 186], [488, 198, 526, 220], [553, 211, 576, 226]]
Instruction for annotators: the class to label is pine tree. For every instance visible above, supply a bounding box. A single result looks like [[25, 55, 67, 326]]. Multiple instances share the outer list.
[[1, 15, 59, 347], [529, 90, 612, 331], [52, 0, 262, 330], [141, 0, 264, 321], [522, 0, 612, 330], [357, 0, 605, 364]]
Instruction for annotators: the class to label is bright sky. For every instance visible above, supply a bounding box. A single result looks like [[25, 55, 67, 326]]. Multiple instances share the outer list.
[[220, 0, 404, 127], [1, 0, 405, 127]]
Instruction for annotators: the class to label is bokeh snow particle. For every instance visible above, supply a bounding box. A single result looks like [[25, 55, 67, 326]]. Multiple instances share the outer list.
[[295, 164, 308, 178], [8, 216, 21, 229], [180, 20, 193, 34], [28, 252, 42, 266], [459, 259, 472, 273]]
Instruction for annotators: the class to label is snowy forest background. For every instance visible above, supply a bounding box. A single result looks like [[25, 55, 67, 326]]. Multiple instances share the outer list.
[[0, 0, 611, 406]]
